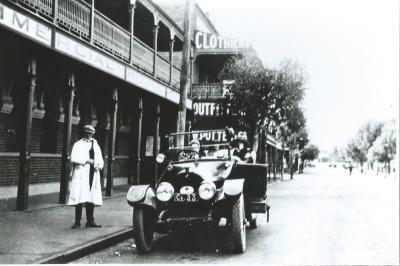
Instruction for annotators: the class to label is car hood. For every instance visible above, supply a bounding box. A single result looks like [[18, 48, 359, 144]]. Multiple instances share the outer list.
[[171, 159, 232, 181]]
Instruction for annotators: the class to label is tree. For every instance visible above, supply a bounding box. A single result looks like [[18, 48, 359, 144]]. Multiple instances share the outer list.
[[370, 120, 396, 173], [219, 55, 308, 155], [301, 144, 320, 162], [346, 137, 367, 169], [218, 51, 271, 152], [346, 120, 385, 171]]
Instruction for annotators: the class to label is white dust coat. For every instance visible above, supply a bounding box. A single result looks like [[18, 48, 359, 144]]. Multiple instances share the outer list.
[[68, 138, 104, 206]]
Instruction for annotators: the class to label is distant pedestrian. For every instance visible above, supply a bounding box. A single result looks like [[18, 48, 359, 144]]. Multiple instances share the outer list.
[[68, 125, 104, 229], [348, 163, 353, 176], [290, 158, 296, 180]]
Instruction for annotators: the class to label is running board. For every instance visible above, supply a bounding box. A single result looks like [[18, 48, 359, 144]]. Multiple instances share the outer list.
[[247, 198, 268, 213]]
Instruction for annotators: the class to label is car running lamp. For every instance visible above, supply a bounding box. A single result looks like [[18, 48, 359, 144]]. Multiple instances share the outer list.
[[156, 182, 174, 202], [198, 182, 216, 200]]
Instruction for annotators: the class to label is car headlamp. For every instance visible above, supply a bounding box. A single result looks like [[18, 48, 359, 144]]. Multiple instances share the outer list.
[[198, 182, 216, 200], [156, 182, 174, 202]]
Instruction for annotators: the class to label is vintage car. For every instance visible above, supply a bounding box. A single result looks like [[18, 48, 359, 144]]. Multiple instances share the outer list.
[[126, 128, 270, 254]]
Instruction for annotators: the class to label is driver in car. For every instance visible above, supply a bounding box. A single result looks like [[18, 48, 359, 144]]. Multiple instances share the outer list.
[[179, 140, 202, 160]]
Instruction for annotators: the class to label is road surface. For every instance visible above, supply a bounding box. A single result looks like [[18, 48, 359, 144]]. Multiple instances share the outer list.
[[72, 164, 399, 264]]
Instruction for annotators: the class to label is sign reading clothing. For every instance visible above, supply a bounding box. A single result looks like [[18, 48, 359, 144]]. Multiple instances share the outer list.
[[0, 3, 51, 46], [194, 31, 250, 50], [55, 33, 125, 79]]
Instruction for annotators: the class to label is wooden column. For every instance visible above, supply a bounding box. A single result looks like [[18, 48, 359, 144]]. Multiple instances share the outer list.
[[273, 146, 277, 180], [89, 0, 95, 44], [135, 97, 143, 185], [152, 21, 159, 77], [154, 104, 160, 185], [53, 0, 59, 24], [177, 0, 193, 146], [267, 146, 271, 182], [59, 73, 75, 204], [128, 0, 137, 64], [106, 88, 118, 196], [16, 58, 37, 211], [169, 32, 175, 85]]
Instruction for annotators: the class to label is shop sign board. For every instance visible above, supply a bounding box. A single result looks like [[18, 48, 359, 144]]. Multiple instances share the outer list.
[[55, 32, 125, 79], [125, 67, 165, 97], [193, 101, 223, 116], [191, 130, 228, 143], [0, 3, 51, 46], [194, 31, 250, 50]]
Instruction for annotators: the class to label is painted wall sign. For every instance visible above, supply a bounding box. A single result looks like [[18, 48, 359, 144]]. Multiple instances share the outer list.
[[125, 67, 165, 97], [194, 31, 250, 50], [193, 101, 222, 116], [55, 32, 125, 79], [0, 3, 51, 46]]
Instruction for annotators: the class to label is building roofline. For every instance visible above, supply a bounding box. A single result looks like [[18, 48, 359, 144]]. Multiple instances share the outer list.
[[194, 3, 219, 35], [141, 0, 185, 38]]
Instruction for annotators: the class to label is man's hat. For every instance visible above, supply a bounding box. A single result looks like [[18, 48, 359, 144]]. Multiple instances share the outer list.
[[189, 139, 200, 147], [83, 125, 95, 134]]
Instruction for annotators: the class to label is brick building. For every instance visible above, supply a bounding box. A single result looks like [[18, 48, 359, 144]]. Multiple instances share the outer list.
[[0, 0, 286, 210], [0, 0, 196, 210]]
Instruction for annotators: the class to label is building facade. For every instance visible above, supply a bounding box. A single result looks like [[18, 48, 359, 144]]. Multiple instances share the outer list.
[[0, 0, 194, 210]]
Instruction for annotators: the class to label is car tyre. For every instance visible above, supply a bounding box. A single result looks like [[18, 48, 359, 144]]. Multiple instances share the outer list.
[[133, 207, 154, 254], [232, 194, 246, 253]]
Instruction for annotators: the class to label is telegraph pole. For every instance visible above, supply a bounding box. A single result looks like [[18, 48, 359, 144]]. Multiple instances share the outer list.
[[177, 0, 193, 147]]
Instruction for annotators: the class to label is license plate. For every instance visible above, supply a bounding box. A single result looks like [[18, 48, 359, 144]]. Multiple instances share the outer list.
[[174, 193, 199, 202]]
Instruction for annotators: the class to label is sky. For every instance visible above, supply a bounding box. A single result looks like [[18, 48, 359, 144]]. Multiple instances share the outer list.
[[194, 0, 399, 152]]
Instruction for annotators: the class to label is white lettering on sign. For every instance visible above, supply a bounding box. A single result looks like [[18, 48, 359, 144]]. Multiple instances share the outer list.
[[193, 102, 222, 116], [0, 3, 51, 46], [191, 131, 227, 142], [194, 31, 250, 50], [55, 32, 125, 79]]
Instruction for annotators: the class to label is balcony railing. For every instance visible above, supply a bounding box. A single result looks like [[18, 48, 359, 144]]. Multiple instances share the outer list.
[[171, 66, 181, 88], [192, 83, 225, 99], [156, 56, 171, 83], [13, 0, 182, 91], [58, 0, 90, 37], [94, 10, 130, 59]]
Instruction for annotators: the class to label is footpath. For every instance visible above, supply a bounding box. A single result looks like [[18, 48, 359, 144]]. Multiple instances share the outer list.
[[0, 185, 133, 264], [0, 175, 287, 264]]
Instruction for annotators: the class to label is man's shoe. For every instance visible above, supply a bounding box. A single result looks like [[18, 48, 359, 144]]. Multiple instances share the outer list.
[[71, 223, 81, 229], [86, 222, 102, 228]]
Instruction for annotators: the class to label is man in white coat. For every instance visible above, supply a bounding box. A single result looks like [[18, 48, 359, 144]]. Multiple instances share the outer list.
[[69, 125, 104, 229]]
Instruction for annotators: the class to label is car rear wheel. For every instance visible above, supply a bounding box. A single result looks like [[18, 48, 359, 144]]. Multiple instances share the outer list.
[[133, 207, 154, 254], [232, 194, 246, 253]]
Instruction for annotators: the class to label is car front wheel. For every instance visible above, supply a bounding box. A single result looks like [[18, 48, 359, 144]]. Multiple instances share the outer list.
[[133, 207, 154, 254], [232, 194, 246, 253]]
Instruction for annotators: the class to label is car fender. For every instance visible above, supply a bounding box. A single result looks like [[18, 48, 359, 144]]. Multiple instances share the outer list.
[[223, 179, 244, 197], [126, 185, 158, 212]]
